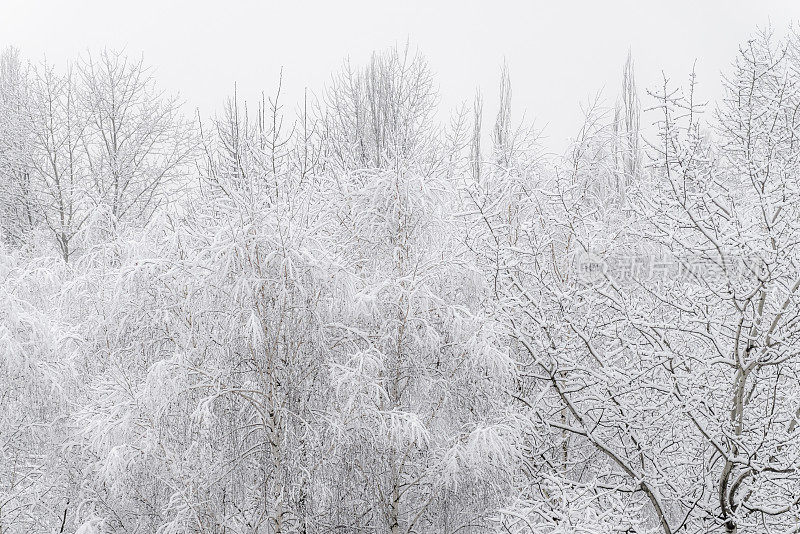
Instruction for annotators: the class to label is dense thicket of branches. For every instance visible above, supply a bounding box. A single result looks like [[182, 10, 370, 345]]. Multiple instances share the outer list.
[[2, 29, 800, 534]]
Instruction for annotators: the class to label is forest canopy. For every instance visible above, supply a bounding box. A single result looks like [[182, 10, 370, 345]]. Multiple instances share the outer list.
[[2, 26, 800, 534]]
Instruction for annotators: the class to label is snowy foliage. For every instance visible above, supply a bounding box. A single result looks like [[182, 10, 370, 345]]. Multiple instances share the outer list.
[[3, 29, 800, 534]]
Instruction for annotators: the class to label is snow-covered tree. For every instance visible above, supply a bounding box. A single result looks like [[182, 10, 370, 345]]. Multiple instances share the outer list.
[[3, 23, 800, 534], [79, 49, 193, 225]]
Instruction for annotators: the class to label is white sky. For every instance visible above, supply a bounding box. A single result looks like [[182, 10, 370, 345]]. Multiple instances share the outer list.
[[3, 0, 800, 152]]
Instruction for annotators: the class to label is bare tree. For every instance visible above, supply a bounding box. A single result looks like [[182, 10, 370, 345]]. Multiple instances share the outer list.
[[613, 50, 641, 205], [78, 49, 193, 225], [470, 90, 483, 182], [0, 47, 35, 244], [25, 61, 89, 262], [321, 43, 438, 173]]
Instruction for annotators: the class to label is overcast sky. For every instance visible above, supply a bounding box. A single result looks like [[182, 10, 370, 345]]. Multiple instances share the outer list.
[[3, 0, 800, 152]]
